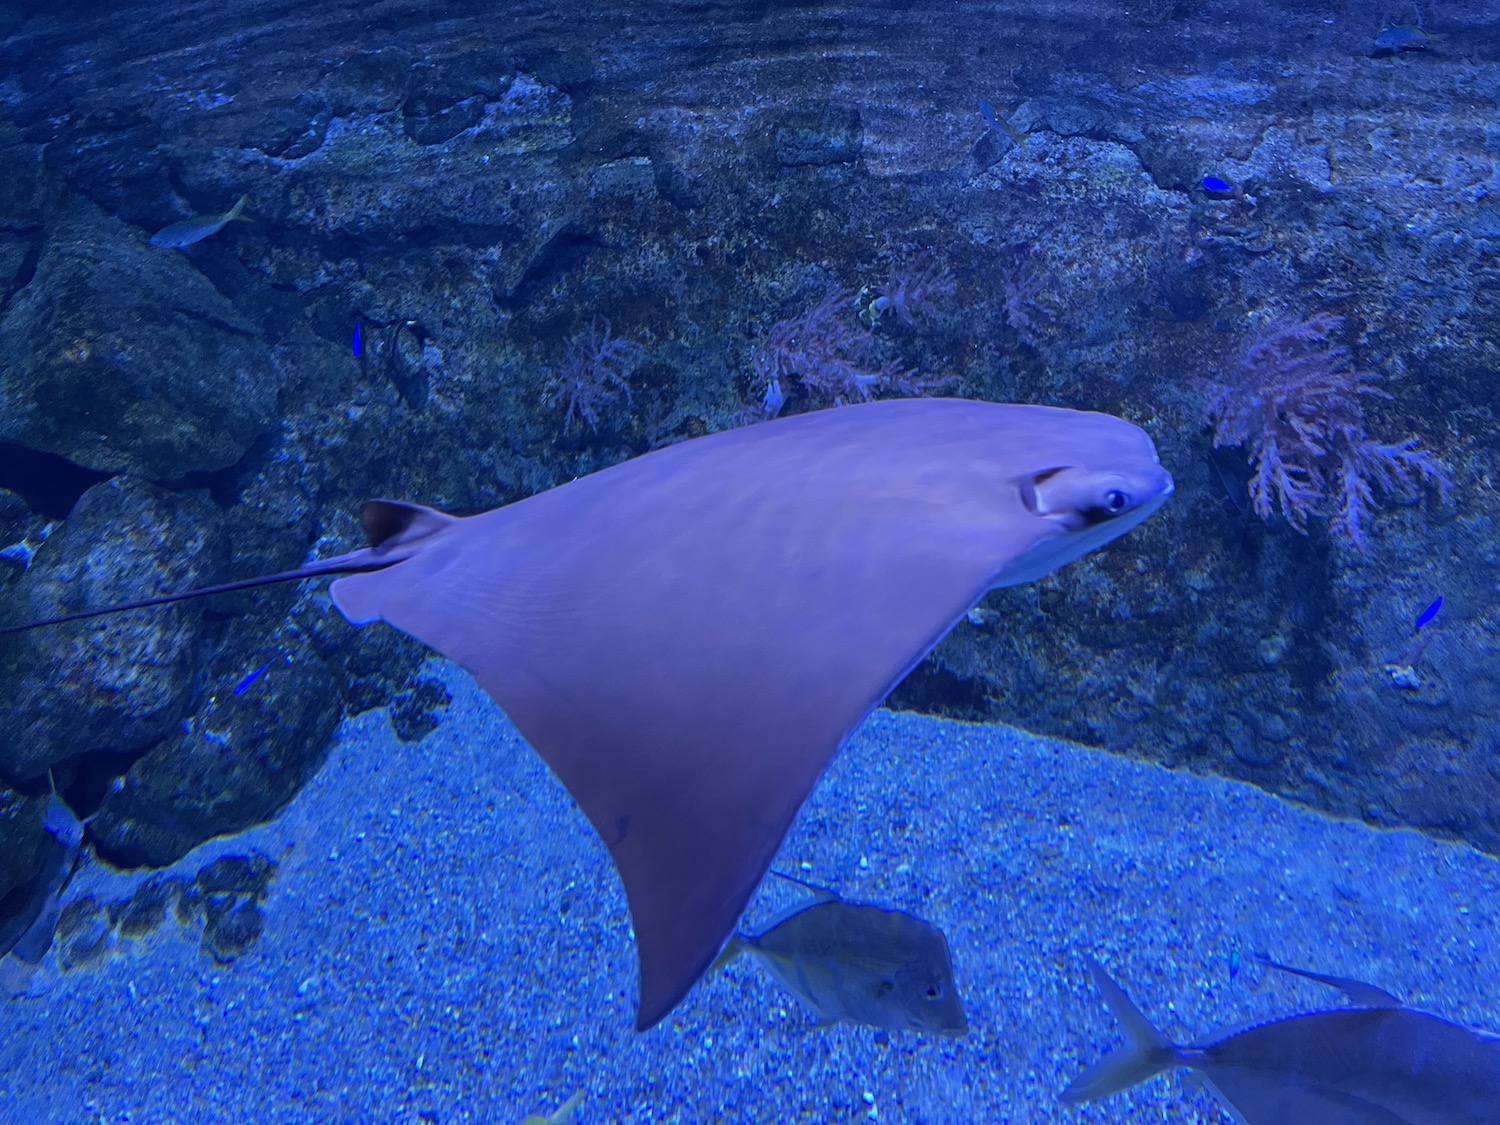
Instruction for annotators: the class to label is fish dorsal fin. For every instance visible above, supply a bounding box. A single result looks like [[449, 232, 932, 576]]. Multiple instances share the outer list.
[[1253, 954, 1404, 1009], [767, 868, 842, 902], [710, 934, 749, 974], [747, 895, 833, 941]]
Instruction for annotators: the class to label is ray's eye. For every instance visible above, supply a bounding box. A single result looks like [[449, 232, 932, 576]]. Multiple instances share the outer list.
[[1104, 489, 1131, 514]]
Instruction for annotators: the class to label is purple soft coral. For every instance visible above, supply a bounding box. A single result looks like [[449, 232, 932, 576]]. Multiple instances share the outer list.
[[869, 260, 956, 327], [559, 318, 647, 434], [750, 288, 952, 420], [1204, 312, 1449, 550]]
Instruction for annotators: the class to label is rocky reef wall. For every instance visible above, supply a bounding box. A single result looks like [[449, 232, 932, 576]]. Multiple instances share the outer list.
[[1, 0, 1498, 896]]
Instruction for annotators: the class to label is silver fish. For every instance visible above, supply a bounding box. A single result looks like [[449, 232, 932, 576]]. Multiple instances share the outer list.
[[518, 1090, 582, 1125], [0, 779, 84, 963], [1375, 25, 1444, 53], [1064, 956, 1500, 1124], [719, 895, 968, 1036], [149, 193, 249, 249]]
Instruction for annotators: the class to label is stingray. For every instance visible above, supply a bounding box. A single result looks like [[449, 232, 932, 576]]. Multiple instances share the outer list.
[[2, 398, 1172, 1029]]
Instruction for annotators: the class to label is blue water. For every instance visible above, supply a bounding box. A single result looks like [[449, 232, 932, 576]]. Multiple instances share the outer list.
[[2, 0, 1499, 1121]]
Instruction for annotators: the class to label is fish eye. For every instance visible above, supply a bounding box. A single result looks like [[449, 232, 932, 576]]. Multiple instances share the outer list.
[[1104, 489, 1131, 514], [925, 985, 943, 1001]]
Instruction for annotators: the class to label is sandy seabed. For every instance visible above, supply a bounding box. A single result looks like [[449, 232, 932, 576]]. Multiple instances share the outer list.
[[2, 660, 1495, 1124]]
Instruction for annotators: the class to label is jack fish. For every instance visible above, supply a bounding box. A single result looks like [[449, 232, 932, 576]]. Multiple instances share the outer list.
[[1064, 956, 1500, 1124]]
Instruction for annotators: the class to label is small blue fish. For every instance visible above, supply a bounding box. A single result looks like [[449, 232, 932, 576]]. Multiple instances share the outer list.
[[233, 660, 275, 697], [1414, 596, 1443, 631], [1201, 175, 1234, 196], [352, 322, 362, 358]]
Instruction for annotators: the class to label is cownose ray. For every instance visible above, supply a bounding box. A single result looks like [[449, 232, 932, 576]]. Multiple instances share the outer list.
[[1, 398, 1173, 1029]]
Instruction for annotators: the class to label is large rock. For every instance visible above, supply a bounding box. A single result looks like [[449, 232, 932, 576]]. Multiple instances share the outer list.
[[0, 195, 277, 479], [0, 478, 224, 780], [89, 625, 342, 868], [0, 790, 47, 924]]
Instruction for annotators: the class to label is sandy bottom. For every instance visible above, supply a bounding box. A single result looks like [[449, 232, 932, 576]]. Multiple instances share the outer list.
[[2, 659, 1496, 1123]]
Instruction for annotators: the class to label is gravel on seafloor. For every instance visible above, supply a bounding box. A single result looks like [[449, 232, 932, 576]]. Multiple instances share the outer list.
[[1, 658, 1496, 1124]]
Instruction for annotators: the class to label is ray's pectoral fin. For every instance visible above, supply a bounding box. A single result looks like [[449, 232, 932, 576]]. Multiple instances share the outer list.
[[461, 656, 863, 1031], [584, 729, 843, 1031], [330, 501, 462, 625]]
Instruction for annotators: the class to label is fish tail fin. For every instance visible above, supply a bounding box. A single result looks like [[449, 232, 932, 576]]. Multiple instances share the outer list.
[[1061, 958, 1182, 1105], [548, 1090, 584, 1124], [227, 194, 251, 222], [710, 935, 748, 974]]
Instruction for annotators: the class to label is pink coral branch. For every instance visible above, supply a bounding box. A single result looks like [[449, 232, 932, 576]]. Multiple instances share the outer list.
[[1204, 313, 1448, 550]]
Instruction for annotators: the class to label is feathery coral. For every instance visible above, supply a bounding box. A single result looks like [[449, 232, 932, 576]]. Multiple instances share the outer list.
[[1203, 312, 1448, 550]]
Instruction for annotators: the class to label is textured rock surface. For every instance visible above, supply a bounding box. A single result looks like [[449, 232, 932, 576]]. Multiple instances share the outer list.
[[0, 196, 277, 478], [0, 0, 1497, 863], [89, 627, 341, 868], [0, 790, 46, 927], [0, 478, 222, 781]]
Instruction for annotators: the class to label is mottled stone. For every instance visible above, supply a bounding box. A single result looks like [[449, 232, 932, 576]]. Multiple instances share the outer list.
[[0, 478, 223, 781], [0, 790, 48, 935], [174, 885, 202, 926], [206, 899, 265, 963], [243, 91, 331, 160], [320, 48, 414, 116], [773, 107, 863, 167], [0, 123, 46, 227], [195, 853, 275, 899], [89, 631, 339, 866], [390, 677, 452, 743], [0, 195, 277, 478], [108, 874, 183, 938], [403, 73, 487, 146], [54, 895, 110, 971]]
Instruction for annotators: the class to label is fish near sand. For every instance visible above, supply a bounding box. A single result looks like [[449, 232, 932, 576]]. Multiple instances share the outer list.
[[519, 1090, 583, 1125], [1, 398, 1173, 1029], [717, 894, 968, 1035], [1063, 956, 1500, 1123], [149, 193, 250, 249], [0, 776, 85, 964], [1250, 953, 1402, 1009]]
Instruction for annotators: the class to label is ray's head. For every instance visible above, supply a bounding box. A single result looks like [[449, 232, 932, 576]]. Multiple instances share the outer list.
[[995, 407, 1174, 587]]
